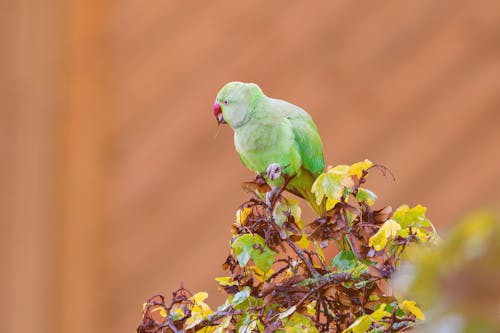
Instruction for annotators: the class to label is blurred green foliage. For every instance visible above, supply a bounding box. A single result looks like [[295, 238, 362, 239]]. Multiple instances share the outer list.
[[394, 211, 500, 333]]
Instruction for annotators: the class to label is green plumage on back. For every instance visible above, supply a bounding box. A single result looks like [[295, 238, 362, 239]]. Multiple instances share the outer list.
[[214, 82, 325, 215]]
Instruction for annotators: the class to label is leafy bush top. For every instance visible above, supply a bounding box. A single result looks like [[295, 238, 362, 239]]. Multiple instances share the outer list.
[[138, 160, 437, 333]]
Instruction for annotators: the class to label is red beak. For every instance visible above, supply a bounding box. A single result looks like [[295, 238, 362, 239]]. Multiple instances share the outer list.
[[213, 101, 226, 125]]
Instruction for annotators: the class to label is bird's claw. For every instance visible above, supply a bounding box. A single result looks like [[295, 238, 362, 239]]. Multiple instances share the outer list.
[[266, 163, 282, 181]]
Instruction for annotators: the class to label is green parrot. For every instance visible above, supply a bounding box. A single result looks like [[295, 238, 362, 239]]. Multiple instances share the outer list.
[[213, 81, 325, 215]]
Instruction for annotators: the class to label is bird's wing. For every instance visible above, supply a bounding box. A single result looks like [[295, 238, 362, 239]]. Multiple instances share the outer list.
[[285, 107, 325, 177]]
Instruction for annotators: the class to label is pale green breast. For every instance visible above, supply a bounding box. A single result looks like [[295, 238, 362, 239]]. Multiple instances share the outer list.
[[234, 118, 302, 176]]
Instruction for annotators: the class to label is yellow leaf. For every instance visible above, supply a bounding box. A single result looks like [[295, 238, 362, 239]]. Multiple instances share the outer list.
[[342, 315, 372, 333], [400, 300, 426, 320], [171, 308, 185, 320], [196, 327, 215, 333], [185, 309, 203, 329], [312, 165, 353, 206], [284, 268, 294, 279], [328, 165, 354, 187], [349, 159, 373, 179], [306, 301, 317, 316], [369, 304, 390, 322], [235, 208, 251, 225], [415, 228, 429, 243], [251, 265, 274, 283], [368, 219, 401, 251], [326, 197, 339, 211], [192, 292, 208, 304], [314, 242, 326, 265], [384, 219, 402, 237], [189, 292, 213, 319], [369, 229, 388, 251], [296, 234, 311, 249], [215, 276, 238, 286]]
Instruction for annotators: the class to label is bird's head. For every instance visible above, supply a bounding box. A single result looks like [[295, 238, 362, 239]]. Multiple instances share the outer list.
[[213, 81, 262, 129]]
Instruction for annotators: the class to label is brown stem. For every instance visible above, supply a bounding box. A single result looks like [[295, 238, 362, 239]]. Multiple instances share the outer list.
[[167, 318, 182, 333], [286, 236, 321, 278], [268, 217, 321, 278], [269, 174, 295, 210], [294, 282, 327, 309]]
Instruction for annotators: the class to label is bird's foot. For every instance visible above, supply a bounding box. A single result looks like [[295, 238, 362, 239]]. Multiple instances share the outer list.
[[266, 163, 282, 181]]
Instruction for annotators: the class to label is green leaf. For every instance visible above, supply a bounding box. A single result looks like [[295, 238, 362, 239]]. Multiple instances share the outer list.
[[252, 249, 276, 274], [232, 234, 276, 273], [213, 315, 232, 333], [331, 250, 357, 271], [356, 188, 377, 206], [330, 251, 369, 278], [236, 312, 258, 333], [273, 199, 302, 227], [392, 204, 431, 228], [281, 312, 318, 333], [231, 287, 251, 306]]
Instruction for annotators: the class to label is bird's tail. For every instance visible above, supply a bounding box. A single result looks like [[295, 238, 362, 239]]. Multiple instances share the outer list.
[[286, 169, 324, 216]]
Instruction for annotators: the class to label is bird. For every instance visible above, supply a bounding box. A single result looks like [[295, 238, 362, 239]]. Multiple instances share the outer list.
[[213, 81, 325, 215]]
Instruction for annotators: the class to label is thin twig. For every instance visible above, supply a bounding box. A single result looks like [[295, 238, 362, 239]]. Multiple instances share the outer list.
[[268, 217, 321, 278]]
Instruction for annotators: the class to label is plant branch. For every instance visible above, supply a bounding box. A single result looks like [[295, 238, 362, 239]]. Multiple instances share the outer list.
[[267, 217, 321, 278], [300, 271, 353, 288], [192, 310, 241, 332]]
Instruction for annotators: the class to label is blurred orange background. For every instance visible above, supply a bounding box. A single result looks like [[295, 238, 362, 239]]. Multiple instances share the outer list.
[[1, 1, 500, 332]]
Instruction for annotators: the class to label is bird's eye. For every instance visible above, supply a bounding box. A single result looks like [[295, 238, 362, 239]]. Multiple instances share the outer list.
[[223, 100, 229, 105]]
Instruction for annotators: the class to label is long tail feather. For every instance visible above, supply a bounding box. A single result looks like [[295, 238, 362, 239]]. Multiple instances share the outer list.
[[286, 168, 324, 216]]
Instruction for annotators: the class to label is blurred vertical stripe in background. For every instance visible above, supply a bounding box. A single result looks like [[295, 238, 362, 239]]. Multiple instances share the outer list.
[[1, 1, 499, 332]]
